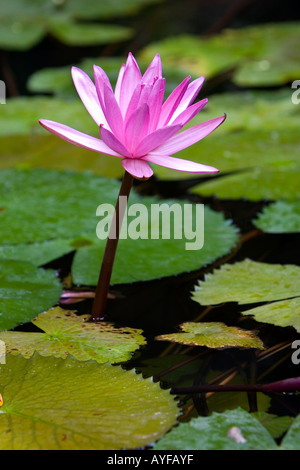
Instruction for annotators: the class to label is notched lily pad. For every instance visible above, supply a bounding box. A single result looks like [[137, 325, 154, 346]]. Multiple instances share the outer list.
[[0, 307, 146, 363], [156, 321, 264, 350], [0, 354, 179, 450], [254, 200, 300, 233], [192, 259, 300, 333]]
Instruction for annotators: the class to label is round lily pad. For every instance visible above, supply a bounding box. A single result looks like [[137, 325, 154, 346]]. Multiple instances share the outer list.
[[254, 200, 300, 233], [0, 354, 179, 450], [0, 259, 62, 331]]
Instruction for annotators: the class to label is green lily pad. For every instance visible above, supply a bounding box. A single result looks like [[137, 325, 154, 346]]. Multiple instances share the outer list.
[[193, 259, 300, 305], [252, 412, 293, 440], [280, 414, 300, 450], [0, 354, 179, 450], [0, 259, 62, 331], [72, 202, 238, 285], [192, 259, 300, 333], [0, 168, 126, 245], [140, 22, 300, 86], [0, 307, 146, 363], [0, 0, 159, 50], [156, 322, 264, 349], [254, 200, 300, 233], [153, 407, 277, 450]]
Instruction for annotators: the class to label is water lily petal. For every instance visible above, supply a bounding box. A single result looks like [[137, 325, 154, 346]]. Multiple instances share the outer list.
[[93, 65, 114, 111], [71, 67, 106, 127], [39, 120, 122, 157], [114, 63, 126, 104], [125, 103, 150, 153], [142, 53, 162, 83], [134, 124, 182, 157], [143, 154, 219, 173], [171, 77, 205, 121], [147, 77, 166, 133], [171, 99, 208, 127], [122, 158, 153, 179], [102, 83, 124, 142], [119, 53, 142, 117], [152, 115, 226, 155], [100, 126, 132, 158], [158, 76, 190, 127]]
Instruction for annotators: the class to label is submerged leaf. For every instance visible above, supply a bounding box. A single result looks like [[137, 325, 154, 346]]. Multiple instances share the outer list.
[[0, 354, 179, 450], [156, 322, 264, 349], [0, 307, 146, 363], [0, 259, 62, 331]]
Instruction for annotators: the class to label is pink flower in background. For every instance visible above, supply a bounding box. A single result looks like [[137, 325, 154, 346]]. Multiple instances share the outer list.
[[40, 53, 225, 180]]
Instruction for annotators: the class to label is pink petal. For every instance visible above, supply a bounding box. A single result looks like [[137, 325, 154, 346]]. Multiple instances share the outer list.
[[158, 76, 190, 127], [93, 65, 114, 111], [171, 99, 208, 127], [102, 83, 124, 142], [122, 158, 153, 179], [114, 63, 125, 104], [152, 115, 226, 155], [134, 124, 182, 157], [71, 67, 105, 127], [125, 103, 150, 153], [39, 119, 122, 157], [171, 77, 205, 121], [142, 53, 162, 83], [99, 126, 132, 158], [119, 53, 142, 117], [147, 77, 166, 133], [143, 154, 219, 173]]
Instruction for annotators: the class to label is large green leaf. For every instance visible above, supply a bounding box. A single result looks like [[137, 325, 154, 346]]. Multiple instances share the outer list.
[[0, 259, 62, 331], [72, 202, 238, 285], [254, 200, 300, 233], [0, 354, 179, 450], [192, 259, 300, 333], [153, 407, 277, 450], [140, 22, 300, 86], [156, 321, 264, 350], [0, 307, 146, 363]]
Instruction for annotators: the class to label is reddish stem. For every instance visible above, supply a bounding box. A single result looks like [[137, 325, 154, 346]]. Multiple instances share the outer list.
[[89, 171, 134, 321]]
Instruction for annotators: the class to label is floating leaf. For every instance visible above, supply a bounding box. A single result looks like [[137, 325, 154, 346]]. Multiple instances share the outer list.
[[280, 414, 300, 450], [252, 412, 293, 440], [0, 354, 179, 450], [156, 322, 264, 349], [0, 307, 146, 363], [193, 259, 300, 305], [153, 407, 277, 450], [192, 259, 300, 333], [140, 23, 300, 86], [254, 200, 300, 233], [0, 259, 62, 331], [72, 202, 238, 285]]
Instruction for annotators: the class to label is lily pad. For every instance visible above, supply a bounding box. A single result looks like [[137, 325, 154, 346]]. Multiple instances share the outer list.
[[0, 354, 179, 450], [0, 307, 146, 363], [72, 202, 238, 285], [156, 322, 264, 350], [0, 259, 62, 331], [140, 22, 300, 86], [153, 407, 277, 450], [254, 200, 300, 233], [193, 259, 300, 305], [192, 259, 300, 333]]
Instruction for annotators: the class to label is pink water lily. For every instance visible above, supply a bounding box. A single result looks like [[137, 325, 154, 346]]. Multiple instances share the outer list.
[[39, 53, 225, 180]]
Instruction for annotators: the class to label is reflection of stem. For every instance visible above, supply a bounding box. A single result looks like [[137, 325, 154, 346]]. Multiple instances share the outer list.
[[89, 171, 134, 322]]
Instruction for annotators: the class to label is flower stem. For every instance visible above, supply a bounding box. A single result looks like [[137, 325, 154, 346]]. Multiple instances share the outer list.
[[90, 170, 134, 321]]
